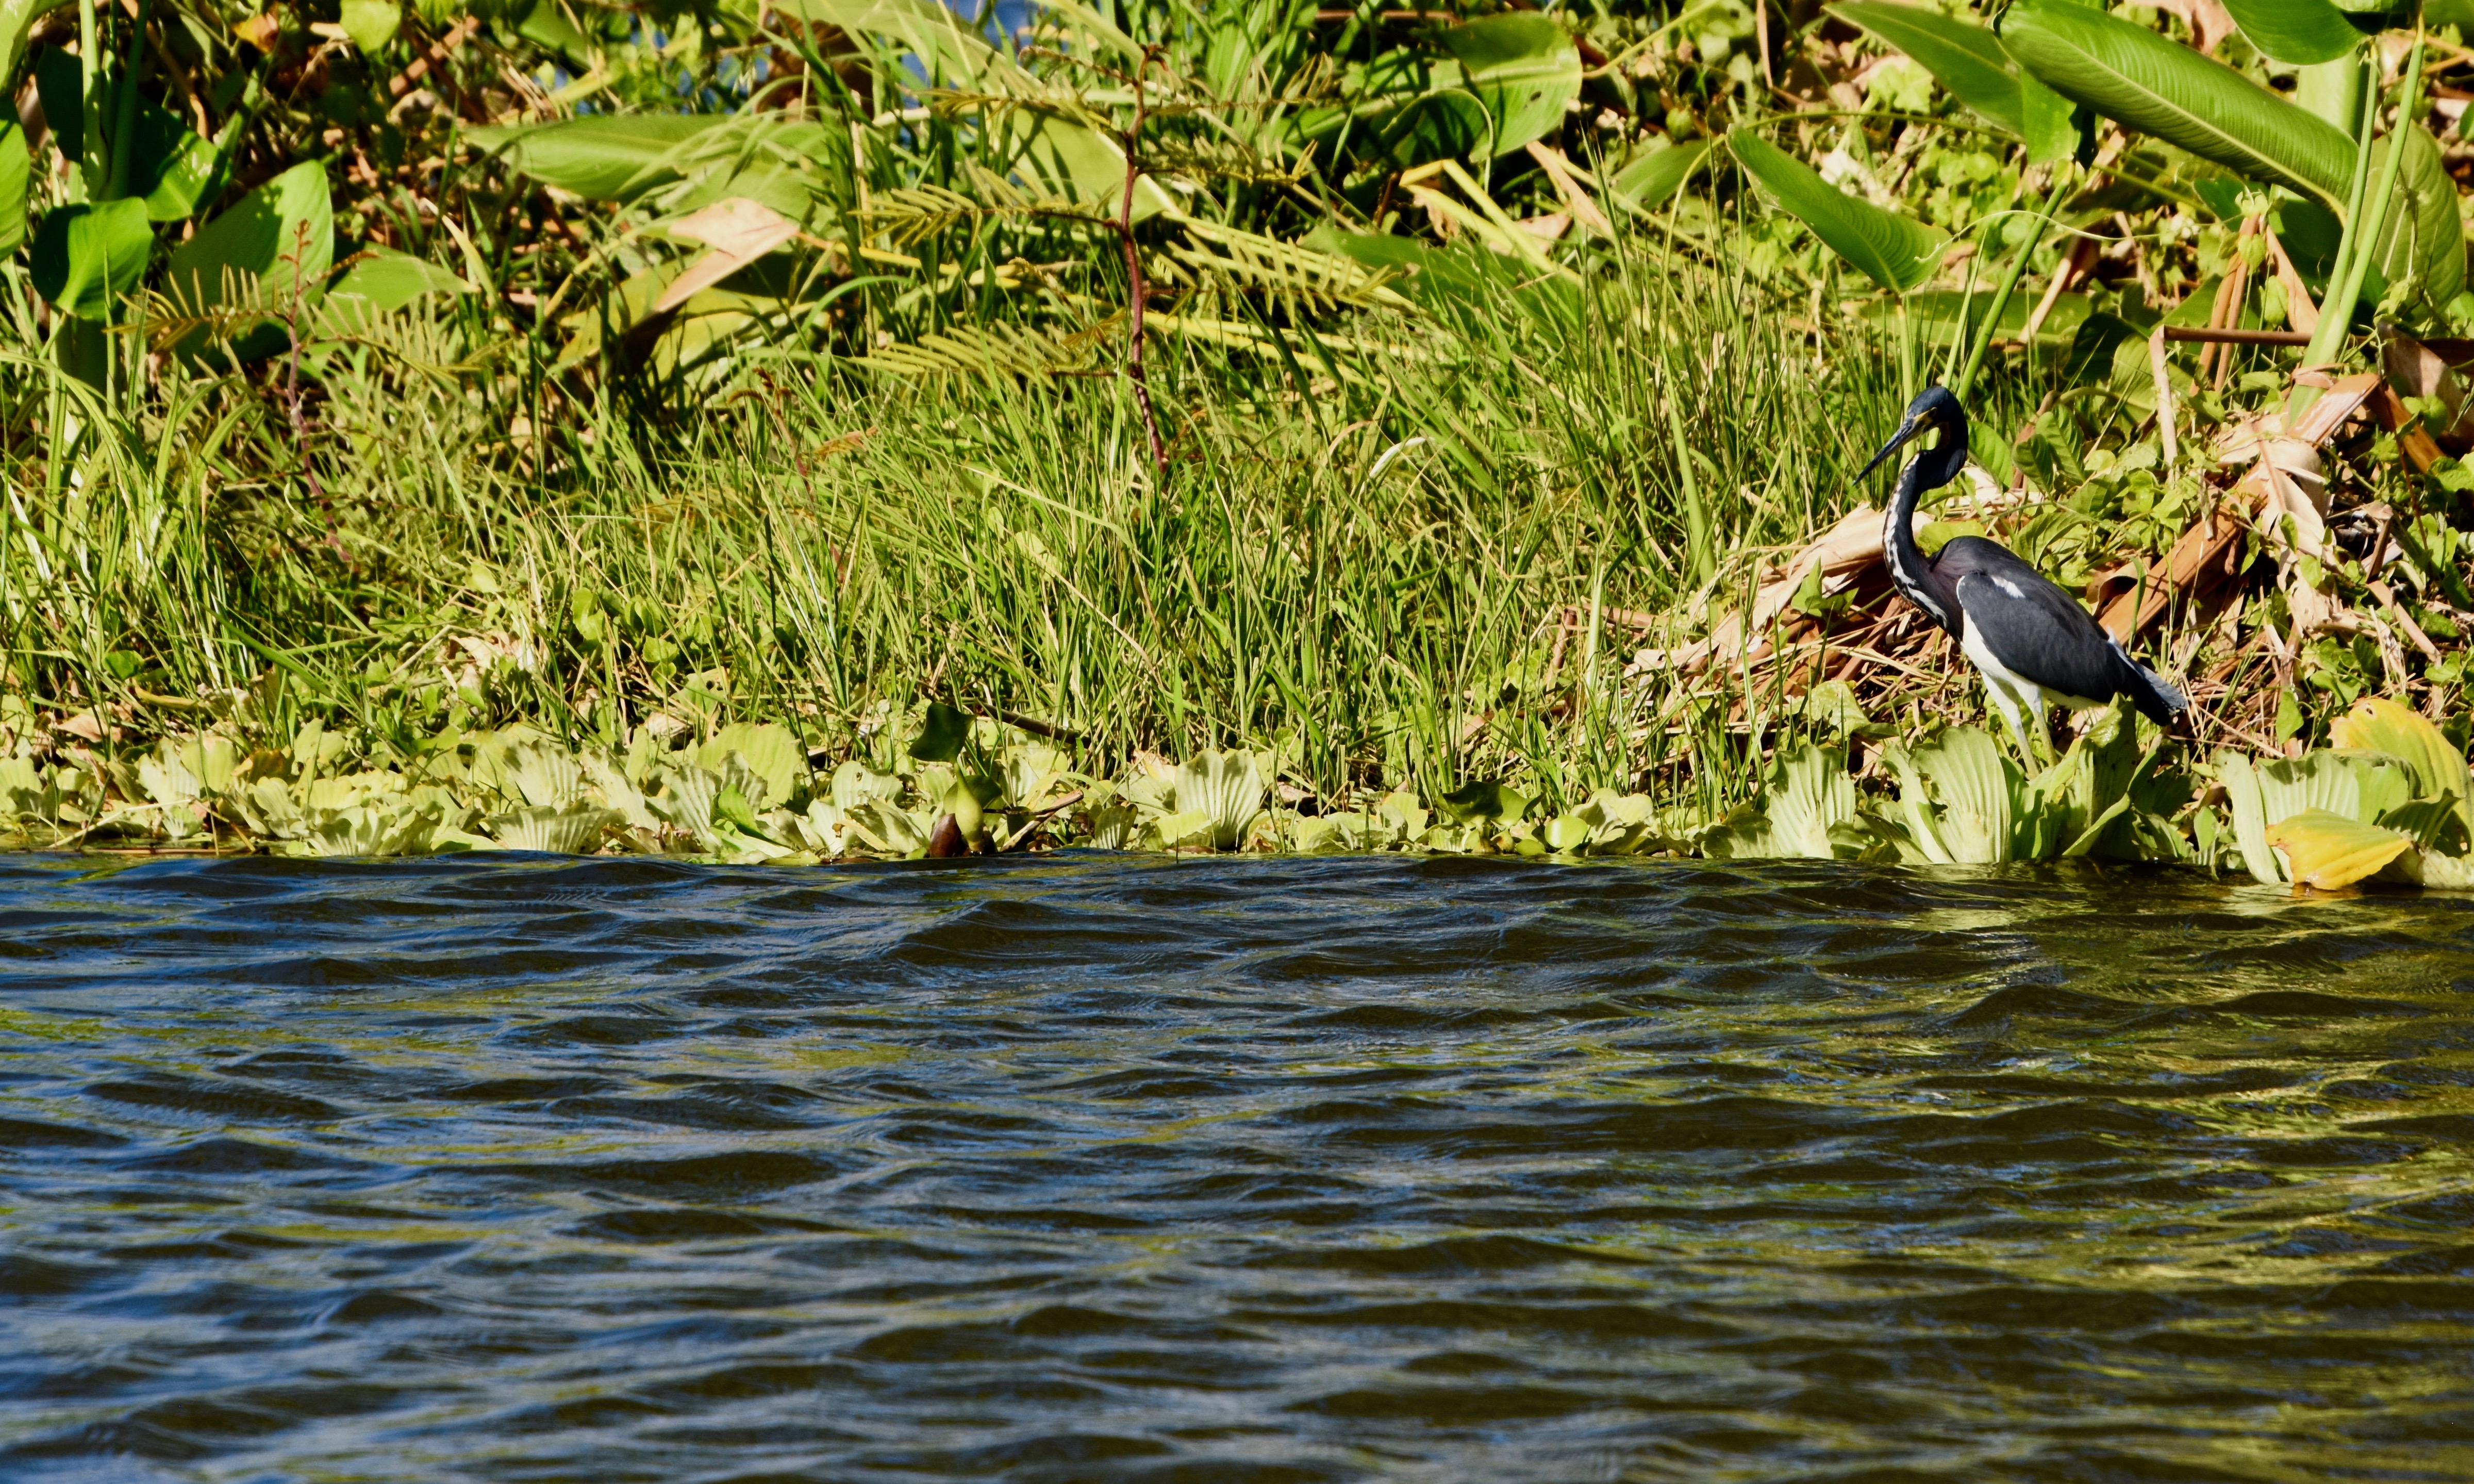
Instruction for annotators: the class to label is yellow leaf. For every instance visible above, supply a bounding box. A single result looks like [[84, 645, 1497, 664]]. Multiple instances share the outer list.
[[2264, 807, 2414, 892], [2329, 696, 2473, 842]]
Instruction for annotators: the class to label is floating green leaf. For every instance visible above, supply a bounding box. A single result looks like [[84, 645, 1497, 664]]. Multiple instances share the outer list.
[[2330, 696, 2474, 846], [1437, 777, 1530, 825], [702, 722, 804, 808], [2265, 807, 2413, 890], [1172, 750, 1267, 850]]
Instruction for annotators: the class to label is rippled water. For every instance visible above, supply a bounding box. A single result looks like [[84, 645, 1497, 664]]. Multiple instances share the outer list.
[[2, 854, 2472, 1483]]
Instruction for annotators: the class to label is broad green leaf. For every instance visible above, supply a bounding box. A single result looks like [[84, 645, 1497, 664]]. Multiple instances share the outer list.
[[30, 199, 153, 320], [129, 99, 220, 222], [511, 0, 592, 70], [1437, 778, 1529, 824], [2020, 71, 2091, 166], [2001, 0, 2352, 207], [1830, 2, 2022, 134], [468, 115, 722, 202], [908, 701, 971, 763], [1607, 138, 1717, 209], [1728, 130, 1947, 293], [2001, 0, 2456, 303], [161, 160, 335, 353], [2264, 807, 2412, 890], [2330, 696, 2474, 844], [701, 722, 803, 807], [2366, 124, 2465, 308], [341, 0, 402, 55], [324, 245, 473, 313], [2220, 0, 2360, 64], [0, 0, 47, 92], [1437, 13, 1583, 158], [1173, 750, 1267, 850], [0, 120, 25, 257]]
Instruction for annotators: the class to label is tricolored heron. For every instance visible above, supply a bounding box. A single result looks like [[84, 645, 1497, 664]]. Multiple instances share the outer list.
[[1860, 386, 2188, 749]]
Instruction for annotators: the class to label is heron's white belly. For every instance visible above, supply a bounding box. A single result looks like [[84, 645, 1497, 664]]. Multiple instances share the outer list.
[[1959, 623, 2103, 709], [1958, 623, 2037, 704]]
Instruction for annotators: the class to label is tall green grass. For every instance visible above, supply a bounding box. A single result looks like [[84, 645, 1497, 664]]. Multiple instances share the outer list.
[[0, 215, 2037, 814]]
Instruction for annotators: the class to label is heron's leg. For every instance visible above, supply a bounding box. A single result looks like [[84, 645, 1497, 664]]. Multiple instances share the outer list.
[[1981, 673, 2031, 755], [2020, 683, 2055, 764]]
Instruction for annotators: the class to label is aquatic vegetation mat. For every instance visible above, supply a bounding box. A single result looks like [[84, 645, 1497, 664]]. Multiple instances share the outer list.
[[10, 693, 2474, 895]]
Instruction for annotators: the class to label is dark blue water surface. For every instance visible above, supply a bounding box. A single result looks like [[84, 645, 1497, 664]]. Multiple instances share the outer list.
[[2, 853, 2472, 1483]]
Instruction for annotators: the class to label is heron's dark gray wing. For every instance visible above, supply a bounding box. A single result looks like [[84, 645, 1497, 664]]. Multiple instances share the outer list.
[[1941, 539, 2121, 701]]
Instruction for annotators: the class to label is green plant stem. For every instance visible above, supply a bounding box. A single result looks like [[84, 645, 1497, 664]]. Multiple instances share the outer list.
[[1665, 390, 1712, 586], [1954, 166, 2069, 403], [75, 0, 102, 197], [2292, 39, 2425, 423], [103, 0, 151, 203]]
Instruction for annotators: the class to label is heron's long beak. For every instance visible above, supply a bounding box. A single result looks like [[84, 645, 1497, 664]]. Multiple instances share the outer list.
[[1856, 414, 1925, 482]]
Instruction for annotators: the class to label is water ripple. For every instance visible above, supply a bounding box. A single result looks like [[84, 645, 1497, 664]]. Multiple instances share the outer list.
[[0, 854, 2470, 1482]]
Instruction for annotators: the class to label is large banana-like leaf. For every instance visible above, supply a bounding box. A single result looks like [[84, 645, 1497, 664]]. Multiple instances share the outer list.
[[2001, 0, 2458, 303], [2001, 0, 2351, 205], [2219, 0, 2361, 64], [1728, 131, 1947, 293], [1830, 2, 2023, 135]]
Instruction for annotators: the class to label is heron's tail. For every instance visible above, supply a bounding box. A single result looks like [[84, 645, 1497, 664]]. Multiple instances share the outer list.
[[2111, 644, 2188, 725]]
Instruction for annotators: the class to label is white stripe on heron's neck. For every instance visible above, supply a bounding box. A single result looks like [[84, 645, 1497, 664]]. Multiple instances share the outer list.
[[1883, 487, 1948, 626]]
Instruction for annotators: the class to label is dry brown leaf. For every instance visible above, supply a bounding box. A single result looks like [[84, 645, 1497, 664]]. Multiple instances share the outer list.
[[652, 198, 800, 316]]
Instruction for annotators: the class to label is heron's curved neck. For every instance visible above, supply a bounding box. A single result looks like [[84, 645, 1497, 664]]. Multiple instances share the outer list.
[[1884, 455, 1950, 629]]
